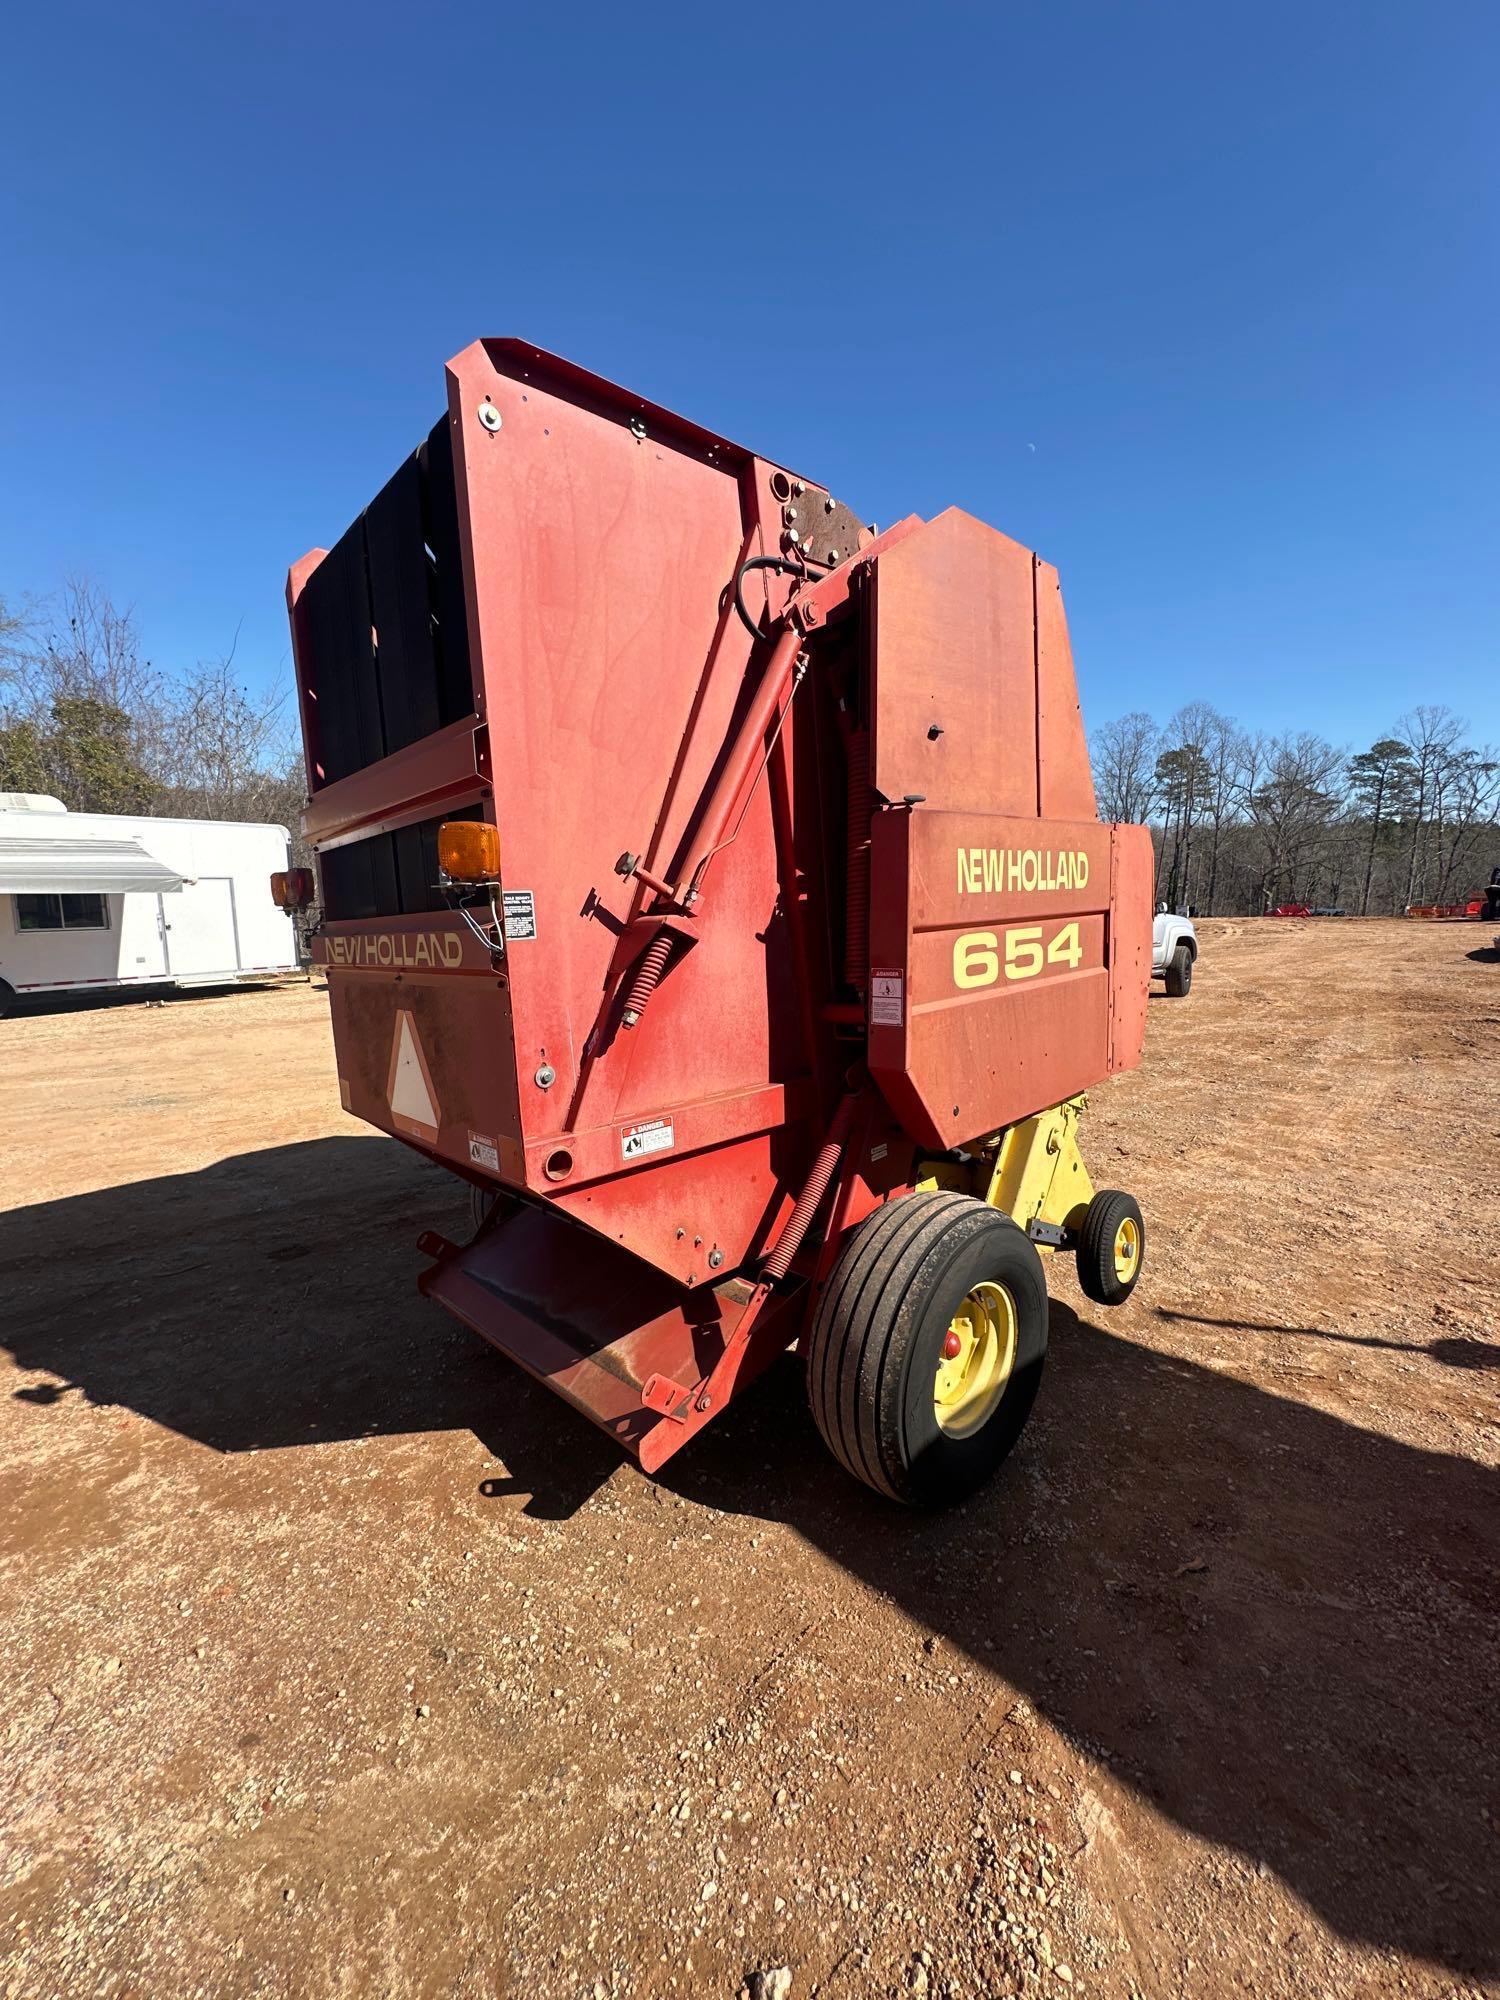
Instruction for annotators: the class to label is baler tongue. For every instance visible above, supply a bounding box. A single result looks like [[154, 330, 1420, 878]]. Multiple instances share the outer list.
[[417, 1203, 765, 1473]]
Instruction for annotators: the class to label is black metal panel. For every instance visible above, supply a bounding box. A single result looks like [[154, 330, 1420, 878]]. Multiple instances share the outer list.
[[319, 805, 483, 922], [300, 414, 476, 793], [393, 818, 432, 914], [421, 419, 475, 727], [365, 449, 442, 755], [299, 521, 380, 786]]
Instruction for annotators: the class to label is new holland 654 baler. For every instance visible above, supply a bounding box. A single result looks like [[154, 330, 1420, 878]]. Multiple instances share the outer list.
[[279, 341, 1153, 1506]]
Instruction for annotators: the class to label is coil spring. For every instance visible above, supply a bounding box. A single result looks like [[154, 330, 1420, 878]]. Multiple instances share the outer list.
[[621, 929, 675, 1028], [760, 1089, 861, 1283]]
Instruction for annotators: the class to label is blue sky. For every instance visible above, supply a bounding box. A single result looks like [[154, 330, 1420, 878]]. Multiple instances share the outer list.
[[2, 1, 1495, 751]]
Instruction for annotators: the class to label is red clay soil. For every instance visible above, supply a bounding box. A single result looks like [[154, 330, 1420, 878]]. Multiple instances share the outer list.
[[1, 919, 1496, 2000]]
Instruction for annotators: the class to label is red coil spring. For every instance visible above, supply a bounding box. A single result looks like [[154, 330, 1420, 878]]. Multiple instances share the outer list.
[[761, 1090, 861, 1283], [843, 729, 872, 988], [621, 929, 675, 1028]]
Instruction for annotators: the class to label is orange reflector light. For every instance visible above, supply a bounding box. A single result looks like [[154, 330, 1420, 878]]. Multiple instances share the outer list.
[[270, 868, 314, 910], [438, 820, 500, 884]]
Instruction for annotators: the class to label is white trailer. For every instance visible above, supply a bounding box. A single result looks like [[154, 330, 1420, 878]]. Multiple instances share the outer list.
[[0, 799, 298, 1015]]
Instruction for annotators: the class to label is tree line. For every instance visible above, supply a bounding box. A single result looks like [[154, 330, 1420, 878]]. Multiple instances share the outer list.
[[1091, 702, 1500, 916], [0, 579, 306, 857], [4, 579, 1496, 918]]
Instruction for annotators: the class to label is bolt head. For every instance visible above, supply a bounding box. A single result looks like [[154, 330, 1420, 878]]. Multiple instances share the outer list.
[[534, 1063, 555, 1089], [708, 1247, 724, 1270], [478, 401, 502, 432]]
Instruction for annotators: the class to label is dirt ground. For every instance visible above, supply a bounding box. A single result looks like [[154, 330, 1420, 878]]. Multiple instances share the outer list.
[[1, 920, 1496, 2000]]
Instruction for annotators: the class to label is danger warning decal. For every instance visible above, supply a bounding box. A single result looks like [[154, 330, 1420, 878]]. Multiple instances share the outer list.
[[621, 1116, 675, 1162], [870, 969, 905, 1028]]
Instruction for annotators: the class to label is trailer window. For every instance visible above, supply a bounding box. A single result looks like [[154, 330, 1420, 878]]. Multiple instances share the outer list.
[[14, 893, 110, 931]]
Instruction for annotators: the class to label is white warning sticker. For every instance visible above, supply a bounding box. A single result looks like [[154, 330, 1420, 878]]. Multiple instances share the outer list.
[[468, 1131, 500, 1173], [503, 890, 537, 941], [621, 1116, 675, 1162], [870, 969, 905, 1027]]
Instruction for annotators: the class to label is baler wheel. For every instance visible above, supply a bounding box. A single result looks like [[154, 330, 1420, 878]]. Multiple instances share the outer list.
[[805, 1192, 1048, 1507], [1075, 1190, 1145, 1307]]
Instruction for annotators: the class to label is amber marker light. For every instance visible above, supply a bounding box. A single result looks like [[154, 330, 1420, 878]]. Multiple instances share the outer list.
[[438, 821, 501, 884]]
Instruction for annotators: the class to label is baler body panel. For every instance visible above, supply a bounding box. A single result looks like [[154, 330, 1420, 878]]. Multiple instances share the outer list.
[[862, 507, 1145, 1149], [868, 509, 1098, 821], [868, 811, 1152, 1149]]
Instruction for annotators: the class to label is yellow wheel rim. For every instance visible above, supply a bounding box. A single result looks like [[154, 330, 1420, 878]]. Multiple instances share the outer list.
[[1113, 1215, 1141, 1285], [933, 1280, 1018, 1438]]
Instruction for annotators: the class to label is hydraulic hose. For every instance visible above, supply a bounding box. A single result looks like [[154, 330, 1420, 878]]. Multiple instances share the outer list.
[[732, 553, 828, 641]]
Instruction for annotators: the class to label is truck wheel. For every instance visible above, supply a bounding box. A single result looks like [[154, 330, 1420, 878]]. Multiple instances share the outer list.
[[1075, 1190, 1145, 1306], [1164, 945, 1193, 997], [806, 1191, 1049, 1507], [0, 980, 14, 1021]]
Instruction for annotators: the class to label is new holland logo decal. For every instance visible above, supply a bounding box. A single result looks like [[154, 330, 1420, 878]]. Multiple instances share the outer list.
[[326, 932, 464, 969]]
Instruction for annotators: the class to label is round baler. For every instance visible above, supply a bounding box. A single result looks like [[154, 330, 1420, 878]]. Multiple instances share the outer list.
[[281, 341, 1154, 1506]]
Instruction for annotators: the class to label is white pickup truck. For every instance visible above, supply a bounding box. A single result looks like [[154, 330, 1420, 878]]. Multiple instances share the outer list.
[[1152, 908, 1198, 997]]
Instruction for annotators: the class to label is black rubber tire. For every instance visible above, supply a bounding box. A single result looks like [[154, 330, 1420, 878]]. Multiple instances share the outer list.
[[1075, 1189, 1145, 1307], [0, 980, 14, 1021], [806, 1191, 1049, 1508], [1164, 944, 1193, 997]]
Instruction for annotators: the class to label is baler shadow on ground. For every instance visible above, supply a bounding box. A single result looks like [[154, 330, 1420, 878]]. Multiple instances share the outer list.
[[2, 1133, 1496, 1982], [0, 1132, 624, 1518]]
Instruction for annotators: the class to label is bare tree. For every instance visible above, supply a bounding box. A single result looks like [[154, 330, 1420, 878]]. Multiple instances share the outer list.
[[1090, 711, 1161, 825], [1154, 703, 1240, 913], [149, 655, 296, 822], [0, 593, 37, 715], [1399, 706, 1465, 907], [1, 576, 304, 831], [1240, 732, 1344, 910], [1430, 745, 1500, 902], [27, 576, 162, 725], [1197, 709, 1243, 914]]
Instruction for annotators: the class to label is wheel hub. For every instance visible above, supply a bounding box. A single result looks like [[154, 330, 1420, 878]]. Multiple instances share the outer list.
[[1113, 1216, 1141, 1284], [933, 1280, 1018, 1438]]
